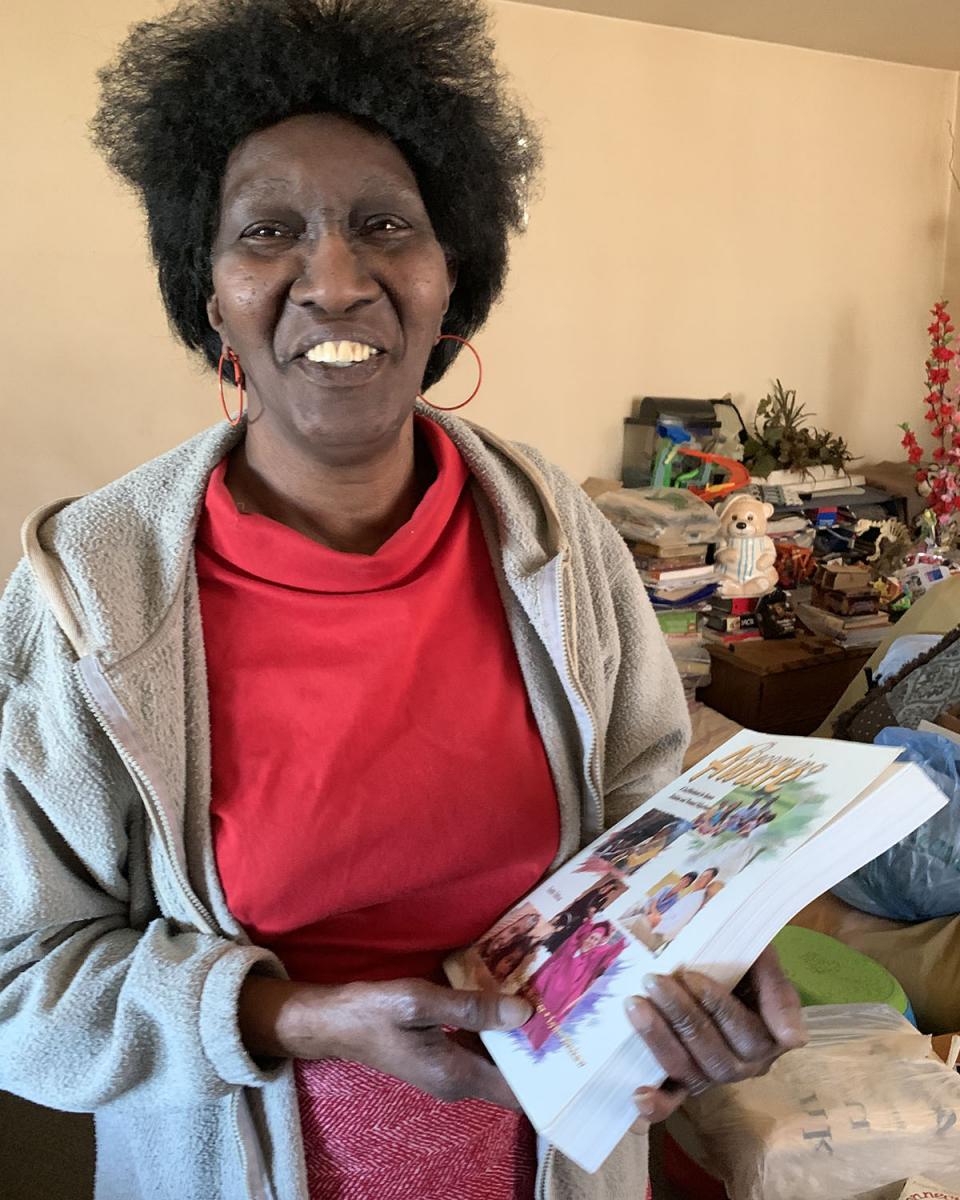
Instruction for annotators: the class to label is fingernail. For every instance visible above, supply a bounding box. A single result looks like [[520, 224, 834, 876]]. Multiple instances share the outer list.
[[634, 1094, 654, 1119], [498, 996, 533, 1029], [627, 996, 653, 1030], [780, 1020, 808, 1048], [642, 973, 663, 993]]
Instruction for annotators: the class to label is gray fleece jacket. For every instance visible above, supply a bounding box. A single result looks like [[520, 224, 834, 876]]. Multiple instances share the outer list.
[[0, 407, 689, 1200]]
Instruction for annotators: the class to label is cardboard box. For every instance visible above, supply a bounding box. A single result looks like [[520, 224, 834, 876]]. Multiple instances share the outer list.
[[814, 563, 874, 592], [705, 613, 759, 634]]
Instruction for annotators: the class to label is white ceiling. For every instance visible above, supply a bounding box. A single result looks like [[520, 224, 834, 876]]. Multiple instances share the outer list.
[[509, 0, 960, 72]]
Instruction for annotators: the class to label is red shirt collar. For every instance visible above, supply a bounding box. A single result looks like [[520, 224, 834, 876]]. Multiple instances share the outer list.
[[196, 416, 469, 593]]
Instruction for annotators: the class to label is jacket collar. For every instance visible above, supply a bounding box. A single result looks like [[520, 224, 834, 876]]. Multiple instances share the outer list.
[[21, 406, 567, 665]]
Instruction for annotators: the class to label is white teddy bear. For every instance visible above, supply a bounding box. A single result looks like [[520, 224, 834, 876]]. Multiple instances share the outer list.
[[714, 493, 779, 598]]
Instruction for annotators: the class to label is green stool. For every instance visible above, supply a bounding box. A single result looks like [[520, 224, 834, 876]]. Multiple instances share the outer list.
[[773, 925, 915, 1024]]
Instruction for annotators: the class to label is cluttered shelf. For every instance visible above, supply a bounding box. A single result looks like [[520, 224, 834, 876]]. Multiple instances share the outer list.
[[584, 387, 957, 735]]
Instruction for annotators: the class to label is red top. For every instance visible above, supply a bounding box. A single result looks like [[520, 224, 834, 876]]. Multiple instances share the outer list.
[[195, 416, 560, 985]]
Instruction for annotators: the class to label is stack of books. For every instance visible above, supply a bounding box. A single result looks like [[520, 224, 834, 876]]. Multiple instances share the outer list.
[[655, 608, 711, 701], [796, 562, 890, 648], [632, 539, 716, 609], [700, 595, 762, 645]]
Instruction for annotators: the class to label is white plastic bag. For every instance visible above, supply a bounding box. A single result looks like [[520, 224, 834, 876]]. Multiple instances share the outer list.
[[677, 1005, 960, 1200], [593, 487, 721, 545]]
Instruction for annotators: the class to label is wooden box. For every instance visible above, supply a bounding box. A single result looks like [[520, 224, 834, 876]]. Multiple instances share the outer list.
[[697, 635, 873, 735]]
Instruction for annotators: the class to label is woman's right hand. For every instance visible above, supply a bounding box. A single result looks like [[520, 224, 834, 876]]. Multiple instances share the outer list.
[[239, 975, 530, 1108]]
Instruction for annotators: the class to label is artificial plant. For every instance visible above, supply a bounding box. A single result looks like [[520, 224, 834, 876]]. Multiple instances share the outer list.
[[742, 380, 855, 479], [900, 300, 960, 537]]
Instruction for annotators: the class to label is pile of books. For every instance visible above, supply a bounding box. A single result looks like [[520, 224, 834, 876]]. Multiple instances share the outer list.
[[655, 608, 711, 701], [632, 537, 716, 609], [795, 562, 890, 648], [700, 595, 762, 645]]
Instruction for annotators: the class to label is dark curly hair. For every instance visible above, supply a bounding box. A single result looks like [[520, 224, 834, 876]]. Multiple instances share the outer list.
[[91, 0, 541, 389]]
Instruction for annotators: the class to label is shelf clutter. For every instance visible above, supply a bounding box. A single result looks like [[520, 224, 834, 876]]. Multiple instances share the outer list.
[[585, 481, 721, 704], [795, 562, 891, 650]]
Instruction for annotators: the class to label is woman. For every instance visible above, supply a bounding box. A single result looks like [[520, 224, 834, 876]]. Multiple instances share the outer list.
[[0, 2, 805, 1199], [480, 913, 541, 982], [653, 869, 721, 945], [644, 873, 699, 928], [523, 921, 625, 1051], [540, 879, 621, 953], [623, 828, 671, 872]]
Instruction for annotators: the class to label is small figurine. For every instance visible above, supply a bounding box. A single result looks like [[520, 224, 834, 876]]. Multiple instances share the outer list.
[[757, 588, 797, 639], [714, 493, 779, 598]]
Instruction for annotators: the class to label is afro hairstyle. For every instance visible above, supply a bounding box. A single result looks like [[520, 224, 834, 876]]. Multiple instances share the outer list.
[[91, 0, 541, 389]]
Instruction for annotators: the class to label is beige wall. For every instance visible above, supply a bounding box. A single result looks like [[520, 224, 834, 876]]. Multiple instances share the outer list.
[[943, 84, 960, 307], [2, 0, 958, 578]]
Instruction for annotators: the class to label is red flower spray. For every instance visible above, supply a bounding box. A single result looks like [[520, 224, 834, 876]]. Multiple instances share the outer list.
[[901, 301, 960, 530]]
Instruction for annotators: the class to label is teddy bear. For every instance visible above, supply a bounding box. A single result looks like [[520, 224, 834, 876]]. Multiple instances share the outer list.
[[714, 493, 779, 598]]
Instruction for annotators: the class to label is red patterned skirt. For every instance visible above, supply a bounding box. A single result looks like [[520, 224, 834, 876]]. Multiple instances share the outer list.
[[295, 1058, 538, 1200]]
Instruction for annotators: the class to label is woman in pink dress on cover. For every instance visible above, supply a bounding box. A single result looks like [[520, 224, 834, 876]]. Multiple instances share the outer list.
[[524, 921, 625, 1051]]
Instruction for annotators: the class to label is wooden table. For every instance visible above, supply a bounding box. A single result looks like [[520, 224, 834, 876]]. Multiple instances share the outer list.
[[696, 635, 872, 736]]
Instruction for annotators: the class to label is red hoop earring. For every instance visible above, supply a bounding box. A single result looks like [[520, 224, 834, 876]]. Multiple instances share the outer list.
[[418, 334, 482, 412], [218, 348, 246, 427]]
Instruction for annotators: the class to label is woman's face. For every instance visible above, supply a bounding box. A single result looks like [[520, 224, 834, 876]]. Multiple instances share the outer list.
[[207, 113, 455, 459]]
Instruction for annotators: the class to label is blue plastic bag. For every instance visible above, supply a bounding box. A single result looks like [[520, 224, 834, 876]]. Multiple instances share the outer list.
[[832, 728, 960, 921]]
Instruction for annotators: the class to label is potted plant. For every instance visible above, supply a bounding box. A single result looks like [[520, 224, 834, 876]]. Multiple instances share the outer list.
[[743, 380, 855, 480]]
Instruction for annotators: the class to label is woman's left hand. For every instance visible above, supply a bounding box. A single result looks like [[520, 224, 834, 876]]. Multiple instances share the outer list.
[[627, 946, 806, 1127]]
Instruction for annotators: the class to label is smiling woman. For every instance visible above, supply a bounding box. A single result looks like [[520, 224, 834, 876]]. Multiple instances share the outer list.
[[207, 113, 457, 529], [0, 3, 804, 1200]]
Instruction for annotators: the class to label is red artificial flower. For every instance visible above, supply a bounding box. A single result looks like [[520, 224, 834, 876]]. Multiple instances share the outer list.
[[933, 447, 946, 461], [929, 368, 950, 384], [916, 469, 929, 482], [926, 408, 939, 421], [933, 346, 955, 362], [908, 446, 924, 463]]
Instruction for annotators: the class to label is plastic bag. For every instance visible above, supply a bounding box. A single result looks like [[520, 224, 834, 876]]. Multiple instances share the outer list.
[[832, 728, 960, 920], [593, 487, 720, 545], [675, 1004, 960, 1200]]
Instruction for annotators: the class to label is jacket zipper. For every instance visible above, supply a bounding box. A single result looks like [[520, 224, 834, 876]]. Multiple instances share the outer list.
[[74, 658, 217, 935], [535, 1144, 557, 1200], [530, 554, 600, 1200], [75, 657, 267, 1200], [554, 550, 603, 818]]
